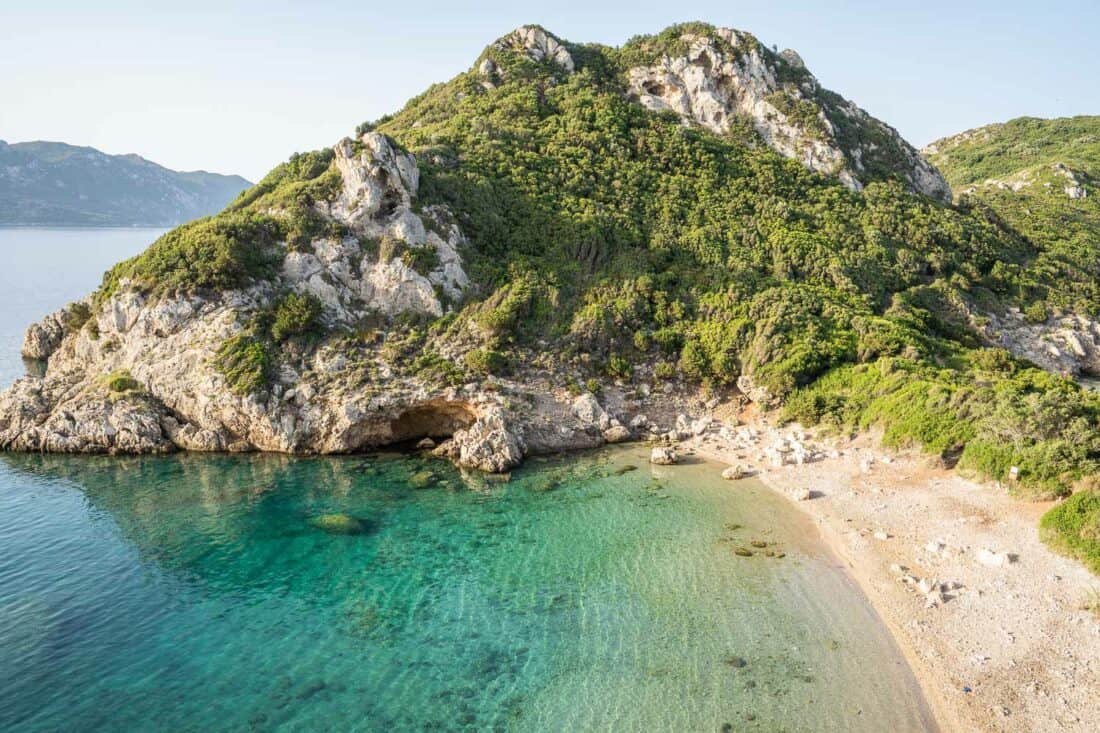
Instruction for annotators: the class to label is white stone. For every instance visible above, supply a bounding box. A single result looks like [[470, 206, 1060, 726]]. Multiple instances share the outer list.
[[650, 446, 678, 465]]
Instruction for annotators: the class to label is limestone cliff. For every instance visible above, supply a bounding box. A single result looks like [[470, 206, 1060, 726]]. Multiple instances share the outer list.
[[623, 27, 950, 200]]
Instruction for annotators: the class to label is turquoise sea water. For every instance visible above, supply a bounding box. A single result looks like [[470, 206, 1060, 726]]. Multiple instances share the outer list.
[[0, 447, 935, 732], [0, 230, 934, 731]]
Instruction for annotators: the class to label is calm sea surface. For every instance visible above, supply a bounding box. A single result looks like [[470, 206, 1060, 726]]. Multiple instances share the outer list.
[[0, 229, 935, 732], [0, 227, 164, 389]]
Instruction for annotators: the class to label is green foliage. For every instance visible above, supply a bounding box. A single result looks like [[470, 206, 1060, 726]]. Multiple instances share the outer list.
[[1041, 489, 1100, 574], [927, 116, 1100, 315], [783, 358, 1100, 497], [214, 332, 273, 396], [213, 292, 324, 395], [270, 292, 323, 343], [464, 347, 507, 376], [97, 212, 284, 302], [102, 369, 142, 394], [67, 302, 93, 331], [400, 245, 441, 276]]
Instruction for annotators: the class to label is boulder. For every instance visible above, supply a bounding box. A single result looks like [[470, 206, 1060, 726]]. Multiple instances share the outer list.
[[603, 424, 632, 444], [650, 446, 678, 465], [450, 414, 523, 473], [572, 392, 608, 425], [722, 465, 747, 480]]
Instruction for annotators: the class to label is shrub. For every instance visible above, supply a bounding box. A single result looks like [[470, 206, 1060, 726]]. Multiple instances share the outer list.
[[1024, 301, 1049, 324], [67, 302, 93, 331], [464, 348, 507, 376], [1041, 490, 1100, 574], [214, 333, 273, 396], [401, 246, 441, 276], [98, 212, 283, 302], [606, 353, 633, 380], [271, 293, 323, 343], [103, 369, 141, 393]]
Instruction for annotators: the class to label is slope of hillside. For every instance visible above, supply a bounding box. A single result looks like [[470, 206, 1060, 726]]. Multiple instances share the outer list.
[[1, 25, 1098, 510], [925, 116, 1099, 317], [0, 140, 251, 226]]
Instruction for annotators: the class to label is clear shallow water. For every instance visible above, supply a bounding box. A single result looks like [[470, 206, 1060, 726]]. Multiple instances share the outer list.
[[0, 446, 935, 732], [0, 227, 164, 388]]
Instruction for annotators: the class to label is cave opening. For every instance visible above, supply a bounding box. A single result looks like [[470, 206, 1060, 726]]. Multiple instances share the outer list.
[[388, 400, 477, 444]]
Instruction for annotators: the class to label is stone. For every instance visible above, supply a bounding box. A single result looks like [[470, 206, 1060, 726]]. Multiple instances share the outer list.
[[650, 446, 678, 465], [409, 470, 436, 489], [602, 425, 632, 443], [790, 487, 813, 501], [690, 417, 711, 436], [722, 465, 747, 480], [309, 513, 370, 535], [629, 413, 651, 430], [450, 414, 523, 473], [416, 437, 437, 450], [873, 531, 890, 541], [572, 392, 608, 425]]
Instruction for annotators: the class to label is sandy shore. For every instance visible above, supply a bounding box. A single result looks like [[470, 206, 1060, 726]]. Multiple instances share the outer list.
[[679, 419, 1100, 733]]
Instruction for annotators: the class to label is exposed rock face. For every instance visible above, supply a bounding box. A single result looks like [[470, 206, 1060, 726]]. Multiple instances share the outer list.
[[21, 305, 77, 360], [290, 132, 469, 320], [984, 310, 1100, 377], [626, 28, 949, 200], [494, 26, 574, 73]]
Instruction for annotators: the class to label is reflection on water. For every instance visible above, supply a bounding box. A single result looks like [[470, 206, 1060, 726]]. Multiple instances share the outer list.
[[0, 446, 935, 732]]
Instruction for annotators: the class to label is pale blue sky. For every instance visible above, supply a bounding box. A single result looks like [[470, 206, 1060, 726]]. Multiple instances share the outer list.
[[2, 1, 1097, 181]]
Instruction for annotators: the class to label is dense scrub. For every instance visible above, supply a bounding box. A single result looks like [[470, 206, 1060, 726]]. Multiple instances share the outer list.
[[926, 116, 1100, 314]]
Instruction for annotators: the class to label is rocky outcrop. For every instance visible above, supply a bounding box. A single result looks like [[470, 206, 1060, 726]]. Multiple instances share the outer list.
[[984, 310, 1100, 377], [292, 132, 469, 320], [493, 26, 574, 73], [626, 28, 949, 200], [21, 305, 76, 360]]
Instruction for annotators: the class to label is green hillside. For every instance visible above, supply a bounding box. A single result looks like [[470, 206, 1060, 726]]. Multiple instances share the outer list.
[[97, 25, 1100, 501]]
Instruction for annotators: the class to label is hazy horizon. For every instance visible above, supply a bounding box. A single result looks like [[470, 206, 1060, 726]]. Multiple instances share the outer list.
[[3, 0, 1098, 181]]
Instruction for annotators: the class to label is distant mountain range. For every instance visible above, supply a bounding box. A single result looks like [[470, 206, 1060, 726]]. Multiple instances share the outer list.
[[0, 140, 251, 226]]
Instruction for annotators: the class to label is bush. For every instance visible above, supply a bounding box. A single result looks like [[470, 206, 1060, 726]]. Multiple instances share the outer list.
[[98, 212, 283, 302], [606, 353, 633, 379], [271, 293, 323, 343], [213, 333, 273, 396], [464, 348, 507, 376], [1041, 490, 1100, 574], [103, 369, 141, 393], [401, 246, 441, 276]]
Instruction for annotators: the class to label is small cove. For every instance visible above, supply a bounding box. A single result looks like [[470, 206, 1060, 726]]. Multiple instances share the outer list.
[[0, 229, 935, 731], [0, 447, 935, 731]]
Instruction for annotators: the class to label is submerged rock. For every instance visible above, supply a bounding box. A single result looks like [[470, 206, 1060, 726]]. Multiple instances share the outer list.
[[309, 513, 370, 535]]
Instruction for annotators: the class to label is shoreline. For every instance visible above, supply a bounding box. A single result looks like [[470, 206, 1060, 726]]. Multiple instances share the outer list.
[[685, 424, 1100, 733]]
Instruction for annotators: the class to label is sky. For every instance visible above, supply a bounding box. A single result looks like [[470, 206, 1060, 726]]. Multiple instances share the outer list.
[[2, 0, 1097, 182]]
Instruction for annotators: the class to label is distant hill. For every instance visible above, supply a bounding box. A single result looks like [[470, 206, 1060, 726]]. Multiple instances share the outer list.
[[0, 140, 251, 226]]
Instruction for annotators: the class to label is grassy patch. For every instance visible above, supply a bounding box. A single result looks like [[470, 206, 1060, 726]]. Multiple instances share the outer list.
[[1040, 488, 1100, 575]]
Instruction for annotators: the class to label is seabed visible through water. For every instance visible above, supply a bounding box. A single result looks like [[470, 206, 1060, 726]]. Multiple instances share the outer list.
[[0, 445, 936, 732]]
